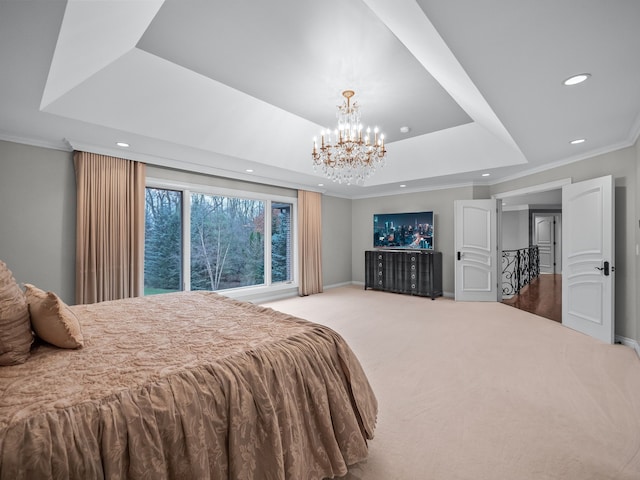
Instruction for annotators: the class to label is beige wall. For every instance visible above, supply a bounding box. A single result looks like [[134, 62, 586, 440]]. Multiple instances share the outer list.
[[502, 209, 529, 250], [351, 186, 476, 295], [1, 138, 638, 344], [321, 195, 353, 287], [490, 146, 638, 341], [0, 140, 76, 304]]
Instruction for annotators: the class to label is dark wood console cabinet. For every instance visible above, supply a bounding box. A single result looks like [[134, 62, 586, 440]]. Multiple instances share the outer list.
[[365, 250, 443, 299]]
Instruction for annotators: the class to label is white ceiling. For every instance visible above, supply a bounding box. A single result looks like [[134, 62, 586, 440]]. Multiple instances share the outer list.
[[1, 0, 639, 200]]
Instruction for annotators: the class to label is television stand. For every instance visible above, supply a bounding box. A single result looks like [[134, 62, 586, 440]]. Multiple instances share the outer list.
[[364, 250, 443, 299]]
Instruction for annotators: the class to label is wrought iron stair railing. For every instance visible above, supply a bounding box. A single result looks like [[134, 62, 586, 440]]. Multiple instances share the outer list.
[[501, 246, 540, 298]]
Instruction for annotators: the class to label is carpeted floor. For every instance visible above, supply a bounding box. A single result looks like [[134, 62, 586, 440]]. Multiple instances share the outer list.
[[263, 285, 640, 480]]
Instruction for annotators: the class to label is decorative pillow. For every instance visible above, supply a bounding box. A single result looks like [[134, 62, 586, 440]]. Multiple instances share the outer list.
[[24, 284, 84, 349], [0, 260, 33, 365]]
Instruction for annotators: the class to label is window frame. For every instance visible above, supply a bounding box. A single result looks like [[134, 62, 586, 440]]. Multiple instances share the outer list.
[[146, 177, 298, 299]]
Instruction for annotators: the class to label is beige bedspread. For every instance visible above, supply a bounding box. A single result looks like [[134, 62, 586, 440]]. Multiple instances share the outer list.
[[0, 291, 377, 479]]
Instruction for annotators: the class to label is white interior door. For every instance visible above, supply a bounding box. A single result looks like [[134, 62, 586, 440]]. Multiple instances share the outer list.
[[534, 215, 555, 273], [562, 175, 614, 343], [454, 200, 498, 301]]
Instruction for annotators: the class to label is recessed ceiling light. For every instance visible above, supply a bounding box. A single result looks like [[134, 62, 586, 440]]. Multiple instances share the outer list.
[[570, 138, 586, 145], [318, 183, 324, 187], [482, 173, 490, 177], [116, 142, 129, 147], [245, 169, 254, 173], [400, 126, 411, 133], [399, 184, 407, 188], [563, 73, 591, 86]]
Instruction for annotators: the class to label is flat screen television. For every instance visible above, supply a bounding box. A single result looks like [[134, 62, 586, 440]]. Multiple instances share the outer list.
[[373, 211, 434, 250]]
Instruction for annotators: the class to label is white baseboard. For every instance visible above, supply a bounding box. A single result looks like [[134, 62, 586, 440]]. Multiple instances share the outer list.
[[616, 335, 640, 358], [325, 281, 361, 290], [332, 281, 452, 298]]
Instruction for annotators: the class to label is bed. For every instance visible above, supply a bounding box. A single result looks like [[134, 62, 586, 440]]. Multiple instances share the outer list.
[[0, 289, 377, 479]]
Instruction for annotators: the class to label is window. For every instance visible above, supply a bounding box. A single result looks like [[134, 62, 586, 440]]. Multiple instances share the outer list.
[[190, 193, 265, 290], [144, 183, 296, 295], [271, 202, 292, 283], [144, 188, 182, 295]]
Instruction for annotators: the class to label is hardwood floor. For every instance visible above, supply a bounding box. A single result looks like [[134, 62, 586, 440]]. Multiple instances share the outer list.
[[502, 274, 562, 323]]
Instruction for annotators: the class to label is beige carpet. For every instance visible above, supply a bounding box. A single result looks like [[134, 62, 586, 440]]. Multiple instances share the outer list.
[[262, 285, 640, 480]]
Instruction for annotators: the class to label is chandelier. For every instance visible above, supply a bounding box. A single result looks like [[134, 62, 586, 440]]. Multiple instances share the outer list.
[[312, 90, 387, 185]]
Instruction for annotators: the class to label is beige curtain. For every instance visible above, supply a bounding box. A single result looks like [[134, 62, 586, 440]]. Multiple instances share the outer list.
[[298, 190, 323, 296], [74, 151, 145, 304]]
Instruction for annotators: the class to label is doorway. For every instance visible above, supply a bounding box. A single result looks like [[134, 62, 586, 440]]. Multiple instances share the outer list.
[[457, 176, 614, 343], [495, 180, 567, 323]]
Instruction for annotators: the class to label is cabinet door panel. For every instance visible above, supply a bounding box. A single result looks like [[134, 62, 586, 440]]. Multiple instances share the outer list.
[[416, 252, 432, 296]]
